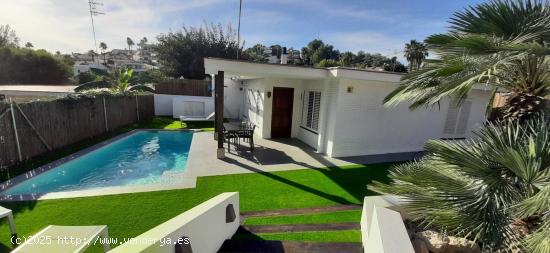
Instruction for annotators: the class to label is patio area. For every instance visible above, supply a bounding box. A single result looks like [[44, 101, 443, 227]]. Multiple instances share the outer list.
[[185, 131, 421, 178]]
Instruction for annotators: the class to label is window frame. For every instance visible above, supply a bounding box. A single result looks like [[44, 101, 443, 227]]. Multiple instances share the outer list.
[[300, 90, 322, 134]]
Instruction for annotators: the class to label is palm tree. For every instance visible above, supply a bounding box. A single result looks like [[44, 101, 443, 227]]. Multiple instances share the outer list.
[[99, 42, 107, 64], [385, 0, 550, 121], [75, 68, 154, 94], [88, 50, 97, 62], [371, 115, 550, 252], [403, 39, 428, 71], [138, 37, 148, 50], [126, 37, 134, 52]]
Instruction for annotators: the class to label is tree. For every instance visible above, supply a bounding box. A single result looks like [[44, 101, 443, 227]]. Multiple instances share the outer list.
[[300, 39, 339, 66], [404, 39, 428, 71], [138, 37, 148, 50], [24, 42, 33, 48], [384, 0, 550, 121], [155, 23, 241, 79], [339, 51, 354, 67], [126, 37, 134, 52], [0, 47, 72, 84], [88, 50, 97, 62], [75, 68, 154, 93], [371, 115, 550, 252], [383, 56, 407, 72], [99, 42, 108, 64], [0, 24, 19, 47], [243, 43, 268, 62], [315, 59, 339, 67]]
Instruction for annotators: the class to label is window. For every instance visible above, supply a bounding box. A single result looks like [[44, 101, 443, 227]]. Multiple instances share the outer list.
[[302, 91, 321, 132], [443, 100, 472, 135]]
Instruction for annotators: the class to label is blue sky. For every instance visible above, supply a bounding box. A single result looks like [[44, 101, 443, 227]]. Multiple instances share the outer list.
[[0, 0, 486, 61]]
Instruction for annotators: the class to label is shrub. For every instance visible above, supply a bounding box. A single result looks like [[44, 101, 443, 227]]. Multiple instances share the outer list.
[[77, 71, 98, 84], [371, 116, 550, 252], [0, 47, 72, 84]]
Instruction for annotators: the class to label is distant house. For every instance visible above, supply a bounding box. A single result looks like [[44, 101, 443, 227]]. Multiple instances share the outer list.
[[73, 61, 108, 76], [0, 85, 76, 102], [204, 58, 492, 158]]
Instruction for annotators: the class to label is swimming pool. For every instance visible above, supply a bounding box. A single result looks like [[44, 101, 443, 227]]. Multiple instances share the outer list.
[[2, 130, 193, 196]]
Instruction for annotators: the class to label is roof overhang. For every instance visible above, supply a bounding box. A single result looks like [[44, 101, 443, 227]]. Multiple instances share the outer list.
[[204, 58, 404, 82]]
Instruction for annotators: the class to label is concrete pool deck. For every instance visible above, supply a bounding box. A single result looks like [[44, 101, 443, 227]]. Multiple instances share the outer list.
[[185, 132, 421, 178], [0, 130, 420, 201]]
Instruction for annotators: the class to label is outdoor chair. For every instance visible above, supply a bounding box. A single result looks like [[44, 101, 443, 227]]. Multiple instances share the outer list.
[[12, 225, 110, 253], [0, 206, 16, 241], [237, 123, 255, 151], [222, 127, 239, 152], [179, 112, 215, 127]]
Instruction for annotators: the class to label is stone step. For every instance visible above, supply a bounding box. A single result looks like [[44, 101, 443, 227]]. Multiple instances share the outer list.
[[241, 205, 362, 218], [239, 223, 360, 233], [218, 240, 363, 253]]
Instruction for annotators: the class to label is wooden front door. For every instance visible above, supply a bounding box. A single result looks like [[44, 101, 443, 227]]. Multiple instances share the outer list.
[[271, 87, 294, 138]]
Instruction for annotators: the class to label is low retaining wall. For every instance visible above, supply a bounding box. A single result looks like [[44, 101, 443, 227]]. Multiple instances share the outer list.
[[361, 196, 414, 253], [110, 192, 239, 253]]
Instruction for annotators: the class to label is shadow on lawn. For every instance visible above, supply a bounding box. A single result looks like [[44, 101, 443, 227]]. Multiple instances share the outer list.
[[224, 138, 418, 203]]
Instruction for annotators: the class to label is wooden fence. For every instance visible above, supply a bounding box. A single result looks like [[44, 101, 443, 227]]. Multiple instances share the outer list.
[[154, 79, 211, 97], [0, 95, 154, 168]]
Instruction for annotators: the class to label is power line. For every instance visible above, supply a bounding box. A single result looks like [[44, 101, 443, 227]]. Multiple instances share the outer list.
[[88, 0, 104, 62]]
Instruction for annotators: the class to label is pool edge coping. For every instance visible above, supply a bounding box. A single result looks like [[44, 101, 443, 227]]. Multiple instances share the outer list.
[[0, 128, 201, 201]]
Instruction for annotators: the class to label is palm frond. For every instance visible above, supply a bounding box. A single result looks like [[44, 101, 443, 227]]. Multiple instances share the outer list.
[[74, 80, 111, 92], [371, 115, 550, 251], [129, 84, 155, 93]]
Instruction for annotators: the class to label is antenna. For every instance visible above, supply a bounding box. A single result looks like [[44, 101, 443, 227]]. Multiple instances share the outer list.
[[88, 0, 104, 63], [236, 0, 242, 59]]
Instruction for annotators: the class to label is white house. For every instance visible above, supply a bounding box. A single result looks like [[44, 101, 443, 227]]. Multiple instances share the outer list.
[[73, 61, 108, 76], [204, 58, 492, 158]]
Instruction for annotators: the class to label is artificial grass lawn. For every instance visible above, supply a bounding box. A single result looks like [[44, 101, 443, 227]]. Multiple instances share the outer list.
[[0, 164, 391, 252], [233, 230, 362, 243], [244, 210, 362, 225], [137, 116, 214, 131]]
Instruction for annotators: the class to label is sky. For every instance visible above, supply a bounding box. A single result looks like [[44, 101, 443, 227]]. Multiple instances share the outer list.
[[0, 0, 486, 62]]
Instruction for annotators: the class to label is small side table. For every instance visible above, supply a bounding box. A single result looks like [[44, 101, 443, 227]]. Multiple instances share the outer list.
[[0, 206, 16, 242]]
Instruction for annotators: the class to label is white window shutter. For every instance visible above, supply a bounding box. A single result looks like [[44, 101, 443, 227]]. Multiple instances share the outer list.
[[455, 101, 472, 134], [443, 102, 459, 134], [312, 92, 321, 130]]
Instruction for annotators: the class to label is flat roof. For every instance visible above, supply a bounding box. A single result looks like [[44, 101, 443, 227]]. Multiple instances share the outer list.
[[204, 58, 403, 82], [0, 85, 77, 93]]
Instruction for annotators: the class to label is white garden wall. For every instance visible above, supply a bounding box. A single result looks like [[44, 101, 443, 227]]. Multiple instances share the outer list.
[[110, 192, 240, 253], [361, 196, 413, 253], [154, 78, 242, 119]]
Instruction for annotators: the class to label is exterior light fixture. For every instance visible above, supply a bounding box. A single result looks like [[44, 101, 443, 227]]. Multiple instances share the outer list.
[[267, 91, 272, 98]]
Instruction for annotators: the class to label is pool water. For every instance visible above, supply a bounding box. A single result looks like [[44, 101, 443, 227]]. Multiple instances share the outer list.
[[3, 131, 193, 195]]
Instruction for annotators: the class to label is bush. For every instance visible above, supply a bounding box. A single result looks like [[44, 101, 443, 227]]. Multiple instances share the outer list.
[[0, 47, 72, 84], [315, 59, 339, 68], [77, 71, 98, 84]]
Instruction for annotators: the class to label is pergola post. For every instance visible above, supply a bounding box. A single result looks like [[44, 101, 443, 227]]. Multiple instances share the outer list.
[[213, 74, 218, 141], [215, 71, 225, 159]]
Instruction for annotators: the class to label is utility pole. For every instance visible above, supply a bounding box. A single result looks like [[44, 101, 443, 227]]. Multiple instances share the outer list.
[[88, 0, 104, 63], [236, 0, 242, 59]]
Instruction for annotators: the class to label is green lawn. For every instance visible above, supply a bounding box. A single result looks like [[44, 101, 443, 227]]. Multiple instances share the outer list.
[[0, 164, 390, 252], [136, 116, 214, 131], [233, 230, 362, 243], [244, 210, 362, 225]]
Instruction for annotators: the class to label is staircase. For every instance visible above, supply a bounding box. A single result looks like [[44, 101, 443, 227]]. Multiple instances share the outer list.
[[218, 205, 363, 253]]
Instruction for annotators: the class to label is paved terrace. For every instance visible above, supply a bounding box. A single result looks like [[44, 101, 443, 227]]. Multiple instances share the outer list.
[[185, 132, 420, 178]]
